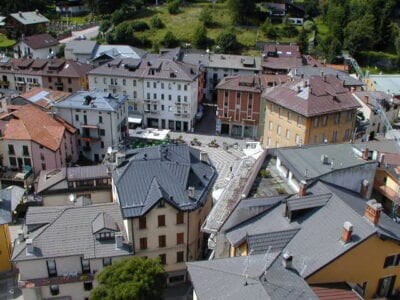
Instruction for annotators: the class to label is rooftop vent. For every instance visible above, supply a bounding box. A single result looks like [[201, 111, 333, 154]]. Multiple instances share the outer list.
[[26, 239, 34, 255], [187, 186, 195, 198], [341, 221, 353, 243], [115, 233, 123, 249], [321, 154, 329, 164], [282, 252, 293, 269]]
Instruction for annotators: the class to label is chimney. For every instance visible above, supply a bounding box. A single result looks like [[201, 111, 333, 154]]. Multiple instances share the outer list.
[[378, 153, 385, 166], [26, 239, 34, 255], [282, 252, 293, 269], [18, 230, 25, 243], [360, 179, 370, 198], [362, 148, 369, 160], [298, 180, 307, 196], [341, 221, 353, 243], [364, 95, 369, 104], [115, 233, 123, 249], [187, 186, 195, 198], [364, 200, 383, 225]]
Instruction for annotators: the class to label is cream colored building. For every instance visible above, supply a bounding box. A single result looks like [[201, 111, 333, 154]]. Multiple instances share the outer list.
[[112, 144, 217, 284], [13, 203, 132, 300], [262, 75, 360, 148]]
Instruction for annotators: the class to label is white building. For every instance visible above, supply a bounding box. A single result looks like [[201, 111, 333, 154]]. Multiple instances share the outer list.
[[13, 33, 59, 59], [52, 91, 128, 162], [88, 55, 202, 132], [353, 91, 400, 141], [13, 203, 132, 300]]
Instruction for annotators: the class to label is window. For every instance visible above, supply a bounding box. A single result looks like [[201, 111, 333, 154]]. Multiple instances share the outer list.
[[159, 235, 166, 248], [178, 84, 181, 90], [83, 281, 93, 291], [184, 85, 187, 91], [177, 251, 184, 263], [81, 258, 90, 274], [99, 116, 103, 123], [153, 93, 157, 99], [158, 215, 166, 227], [24, 158, 31, 166], [168, 95, 172, 101], [384, 254, 400, 268], [157, 199, 165, 208], [47, 260, 57, 277], [147, 82, 150, 88], [161, 83, 165, 89], [101, 141, 104, 149], [295, 134, 301, 145], [140, 237, 147, 250], [22, 145, 29, 156], [296, 115, 303, 126], [322, 115, 328, 126], [286, 129, 290, 139], [346, 110, 354, 121], [334, 112, 341, 124], [99, 129, 105, 136], [287, 111, 292, 122], [8, 144, 14, 155], [321, 133, 327, 143], [344, 128, 351, 140], [133, 80, 137, 87], [279, 107, 283, 118], [176, 212, 184, 224], [269, 121, 273, 131], [139, 216, 146, 229], [313, 117, 319, 128], [332, 131, 338, 142], [133, 91, 137, 98], [277, 125, 282, 136], [9, 157, 16, 166], [50, 285, 59, 296], [103, 257, 112, 266], [177, 233, 184, 244], [159, 254, 166, 265], [68, 78, 72, 84], [147, 93, 150, 99]]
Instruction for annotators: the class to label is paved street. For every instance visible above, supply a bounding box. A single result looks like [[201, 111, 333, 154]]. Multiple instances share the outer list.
[[59, 26, 100, 44]]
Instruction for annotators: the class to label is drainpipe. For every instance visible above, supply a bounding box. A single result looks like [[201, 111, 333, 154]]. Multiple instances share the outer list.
[[186, 211, 189, 262]]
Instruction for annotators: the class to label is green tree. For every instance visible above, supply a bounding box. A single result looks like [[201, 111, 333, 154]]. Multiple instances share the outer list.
[[162, 31, 179, 47], [216, 31, 239, 53], [344, 14, 375, 55], [192, 24, 209, 49], [303, 0, 320, 17], [228, 0, 256, 25], [260, 19, 278, 40], [90, 256, 165, 300], [99, 20, 112, 33], [168, 0, 182, 14], [107, 22, 137, 45], [297, 29, 308, 54]]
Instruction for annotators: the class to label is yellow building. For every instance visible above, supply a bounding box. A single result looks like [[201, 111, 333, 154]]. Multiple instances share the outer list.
[[262, 74, 360, 148], [0, 197, 12, 272], [218, 181, 400, 299]]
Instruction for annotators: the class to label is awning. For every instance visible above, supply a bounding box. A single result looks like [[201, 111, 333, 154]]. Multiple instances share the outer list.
[[128, 115, 143, 124], [81, 124, 98, 129]]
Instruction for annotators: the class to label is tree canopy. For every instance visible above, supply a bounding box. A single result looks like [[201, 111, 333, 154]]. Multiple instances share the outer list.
[[90, 256, 165, 300]]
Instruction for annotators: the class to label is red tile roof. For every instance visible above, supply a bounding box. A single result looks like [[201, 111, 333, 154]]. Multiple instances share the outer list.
[[22, 33, 59, 49], [263, 74, 361, 116], [3, 104, 75, 151], [311, 283, 362, 300], [262, 43, 303, 71], [20, 87, 71, 109], [216, 74, 268, 92]]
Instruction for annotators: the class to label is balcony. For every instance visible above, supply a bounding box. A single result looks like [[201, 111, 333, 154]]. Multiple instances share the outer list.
[[374, 180, 398, 201], [19, 273, 94, 288], [15, 81, 26, 85], [81, 135, 100, 142], [0, 80, 9, 86]]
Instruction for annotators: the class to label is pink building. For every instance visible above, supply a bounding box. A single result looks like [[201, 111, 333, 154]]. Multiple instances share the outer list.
[[0, 104, 78, 176]]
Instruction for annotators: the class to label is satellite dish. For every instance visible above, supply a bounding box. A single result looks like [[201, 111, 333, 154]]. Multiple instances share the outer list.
[[69, 194, 76, 202]]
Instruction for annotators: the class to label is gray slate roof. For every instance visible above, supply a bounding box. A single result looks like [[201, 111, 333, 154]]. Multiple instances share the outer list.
[[367, 74, 400, 95], [64, 40, 99, 55], [0, 191, 12, 224], [10, 11, 49, 25], [187, 253, 318, 300], [12, 203, 132, 262], [53, 90, 127, 111], [223, 181, 400, 278], [114, 144, 217, 218], [272, 143, 374, 183], [1, 185, 25, 212]]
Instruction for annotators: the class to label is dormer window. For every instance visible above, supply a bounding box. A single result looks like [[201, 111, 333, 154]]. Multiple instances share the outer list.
[[96, 231, 115, 240]]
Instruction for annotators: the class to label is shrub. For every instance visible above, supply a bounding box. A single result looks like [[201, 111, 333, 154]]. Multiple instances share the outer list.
[[303, 20, 315, 32], [168, 0, 182, 14], [99, 20, 112, 33], [162, 31, 179, 47], [132, 21, 149, 32], [150, 15, 164, 29]]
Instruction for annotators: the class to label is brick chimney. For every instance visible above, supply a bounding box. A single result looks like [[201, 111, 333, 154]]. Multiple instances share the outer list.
[[298, 181, 307, 196], [364, 200, 383, 225], [362, 148, 369, 160], [364, 95, 369, 104], [282, 252, 293, 269], [341, 221, 353, 243]]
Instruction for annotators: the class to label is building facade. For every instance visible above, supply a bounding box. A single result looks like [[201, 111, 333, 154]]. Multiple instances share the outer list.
[[13, 33, 59, 59], [0, 104, 78, 176], [52, 91, 128, 162], [262, 75, 360, 148], [216, 74, 267, 138], [112, 144, 217, 284]]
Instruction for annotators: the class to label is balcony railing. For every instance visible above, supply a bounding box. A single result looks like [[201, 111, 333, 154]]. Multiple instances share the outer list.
[[19, 272, 94, 288], [81, 136, 100, 142]]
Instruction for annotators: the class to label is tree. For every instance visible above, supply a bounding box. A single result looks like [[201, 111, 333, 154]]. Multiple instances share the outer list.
[[297, 29, 308, 54], [216, 31, 239, 53], [162, 31, 179, 48], [199, 7, 213, 27], [227, 0, 256, 25], [192, 24, 209, 49], [344, 14, 375, 55], [107, 22, 137, 45], [90, 256, 165, 300], [303, 0, 320, 18], [260, 19, 278, 40], [168, 0, 182, 14], [150, 15, 164, 29]]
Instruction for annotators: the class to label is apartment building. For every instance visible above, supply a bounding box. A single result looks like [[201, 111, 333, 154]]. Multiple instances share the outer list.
[[216, 74, 267, 138], [262, 74, 361, 148], [52, 91, 128, 162], [35, 165, 112, 206], [0, 104, 78, 176], [353, 91, 400, 141], [112, 144, 217, 284], [88, 55, 201, 132], [13, 203, 132, 300], [0, 58, 91, 93], [261, 43, 303, 74]]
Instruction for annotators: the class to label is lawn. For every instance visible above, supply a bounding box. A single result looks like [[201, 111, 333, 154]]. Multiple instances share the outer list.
[[0, 34, 16, 48], [126, 1, 272, 53]]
